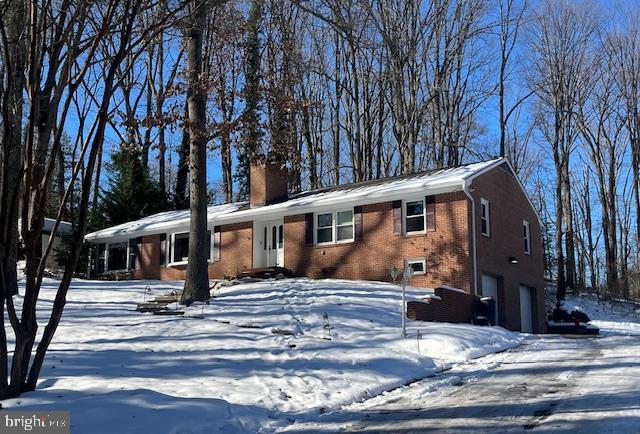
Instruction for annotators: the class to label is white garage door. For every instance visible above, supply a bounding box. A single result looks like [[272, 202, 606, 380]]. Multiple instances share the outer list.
[[519, 285, 533, 333], [481, 274, 499, 325]]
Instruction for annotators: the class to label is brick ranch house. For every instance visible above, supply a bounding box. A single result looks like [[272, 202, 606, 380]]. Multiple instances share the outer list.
[[85, 158, 546, 333]]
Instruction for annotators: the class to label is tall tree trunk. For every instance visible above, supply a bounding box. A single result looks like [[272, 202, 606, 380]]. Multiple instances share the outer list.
[[181, 0, 211, 305], [554, 152, 567, 300], [0, 0, 27, 302], [220, 130, 233, 202], [562, 160, 577, 290], [175, 101, 190, 208]]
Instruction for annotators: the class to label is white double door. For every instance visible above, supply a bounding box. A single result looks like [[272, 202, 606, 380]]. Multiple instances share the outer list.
[[255, 220, 284, 268]]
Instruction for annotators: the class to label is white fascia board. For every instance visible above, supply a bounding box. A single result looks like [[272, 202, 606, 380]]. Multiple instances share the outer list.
[[464, 158, 543, 227], [84, 159, 502, 243], [85, 183, 464, 243], [208, 183, 464, 225]]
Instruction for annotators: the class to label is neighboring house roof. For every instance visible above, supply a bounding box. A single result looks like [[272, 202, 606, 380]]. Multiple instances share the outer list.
[[43, 217, 73, 234], [85, 157, 523, 242], [18, 217, 73, 235]]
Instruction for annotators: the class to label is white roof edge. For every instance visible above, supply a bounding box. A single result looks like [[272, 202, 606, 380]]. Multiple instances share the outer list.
[[85, 183, 464, 242], [464, 157, 543, 227], [85, 158, 502, 243]]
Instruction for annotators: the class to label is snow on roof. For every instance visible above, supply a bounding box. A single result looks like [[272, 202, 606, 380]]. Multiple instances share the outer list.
[[85, 158, 504, 241], [85, 201, 247, 241], [43, 217, 73, 234]]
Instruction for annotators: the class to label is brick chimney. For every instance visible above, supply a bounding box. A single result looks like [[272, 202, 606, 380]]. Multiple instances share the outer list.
[[250, 161, 289, 207]]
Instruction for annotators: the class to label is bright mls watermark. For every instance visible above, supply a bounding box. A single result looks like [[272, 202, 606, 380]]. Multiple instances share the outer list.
[[1, 412, 69, 434]]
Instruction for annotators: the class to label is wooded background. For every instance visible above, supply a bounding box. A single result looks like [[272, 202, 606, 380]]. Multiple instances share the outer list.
[[1, 0, 639, 397]]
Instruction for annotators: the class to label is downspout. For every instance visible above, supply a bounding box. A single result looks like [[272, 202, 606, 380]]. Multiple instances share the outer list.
[[462, 181, 478, 297]]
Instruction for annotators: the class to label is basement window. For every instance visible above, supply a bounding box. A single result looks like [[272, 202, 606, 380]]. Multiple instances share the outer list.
[[481, 198, 490, 237], [405, 258, 426, 275], [523, 220, 531, 255]]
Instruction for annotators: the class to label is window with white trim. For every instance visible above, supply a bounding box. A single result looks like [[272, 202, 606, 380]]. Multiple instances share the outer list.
[[316, 209, 354, 245], [405, 258, 426, 275], [316, 213, 333, 244], [481, 198, 490, 236], [336, 210, 354, 242], [170, 231, 211, 264], [523, 220, 531, 255], [405, 200, 425, 234]]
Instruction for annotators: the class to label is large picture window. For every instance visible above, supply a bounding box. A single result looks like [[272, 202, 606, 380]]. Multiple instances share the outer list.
[[107, 242, 127, 271], [171, 231, 211, 264], [405, 200, 425, 234]]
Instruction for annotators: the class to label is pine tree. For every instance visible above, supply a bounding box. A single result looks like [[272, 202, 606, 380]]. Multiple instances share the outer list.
[[236, 0, 264, 200], [100, 150, 172, 227]]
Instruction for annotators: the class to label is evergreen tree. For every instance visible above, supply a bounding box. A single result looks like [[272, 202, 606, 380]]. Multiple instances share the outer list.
[[99, 150, 172, 227], [236, 0, 264, 200]]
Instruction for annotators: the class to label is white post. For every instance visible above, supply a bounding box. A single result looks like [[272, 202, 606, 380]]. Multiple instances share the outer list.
[[401, 278, 407, 338], [401, 265, 413, 339]]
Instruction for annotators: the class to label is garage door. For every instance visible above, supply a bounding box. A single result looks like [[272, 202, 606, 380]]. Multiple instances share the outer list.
[[519, 285, 533, 333], [481, 274, 499, 325]]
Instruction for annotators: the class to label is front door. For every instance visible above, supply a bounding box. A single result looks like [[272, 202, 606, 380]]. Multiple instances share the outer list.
[[262, 220, 284, 267]]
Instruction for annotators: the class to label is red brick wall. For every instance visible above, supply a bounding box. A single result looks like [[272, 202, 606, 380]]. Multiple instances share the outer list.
[[250, 162, 288, 207], [407, 286, 474, 323], [134, 222, 253, 280], [284, 192, 473, 291], [133, 234, 161, 280], [472, 164, 546, 333]]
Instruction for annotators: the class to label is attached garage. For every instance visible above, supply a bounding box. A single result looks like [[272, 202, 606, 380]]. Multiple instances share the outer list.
[[519, 285, 534, 333]]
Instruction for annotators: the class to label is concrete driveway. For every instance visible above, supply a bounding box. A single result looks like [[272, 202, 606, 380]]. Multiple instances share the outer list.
[[284, 334, 640, 433]]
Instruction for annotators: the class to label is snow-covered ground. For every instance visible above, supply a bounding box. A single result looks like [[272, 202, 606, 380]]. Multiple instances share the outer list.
[[4, 277, 521, 433], [291, 334, 640, 433], [285, 292, 640, 433], [564, 291, 640, 336]]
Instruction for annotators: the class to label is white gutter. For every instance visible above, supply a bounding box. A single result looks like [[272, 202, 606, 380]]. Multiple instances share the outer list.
[[462, 181, 478, 297]]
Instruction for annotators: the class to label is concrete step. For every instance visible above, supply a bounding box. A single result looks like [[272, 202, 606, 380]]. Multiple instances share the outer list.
[[153, 310, 184, 316], [136, 303, 168, 313]]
